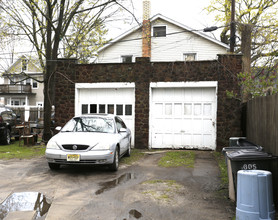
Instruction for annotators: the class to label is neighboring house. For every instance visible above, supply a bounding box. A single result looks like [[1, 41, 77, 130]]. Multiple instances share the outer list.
[[0, 55, 44, 106], [97, 13, 229, 63]]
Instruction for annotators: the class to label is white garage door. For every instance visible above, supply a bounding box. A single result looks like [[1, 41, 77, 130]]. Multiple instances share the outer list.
[[75, 83, 135, 146], [150, 83, 217, 150]]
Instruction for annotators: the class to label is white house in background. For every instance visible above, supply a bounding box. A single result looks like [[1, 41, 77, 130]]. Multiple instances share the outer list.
[[97, 13, 229, 63], [0, 55, 44, 106]]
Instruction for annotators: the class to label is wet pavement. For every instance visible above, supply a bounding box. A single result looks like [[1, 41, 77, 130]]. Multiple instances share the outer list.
[[0, 151, 235, 220]]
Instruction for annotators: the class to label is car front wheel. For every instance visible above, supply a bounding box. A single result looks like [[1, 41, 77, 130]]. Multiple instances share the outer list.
[[124, 141, 131, 157], [109, 149, 119, 172], [48, 163, 60, 170]]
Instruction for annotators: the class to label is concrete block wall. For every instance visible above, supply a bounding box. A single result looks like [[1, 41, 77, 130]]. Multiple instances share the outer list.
[[54, 55, 243, 150]]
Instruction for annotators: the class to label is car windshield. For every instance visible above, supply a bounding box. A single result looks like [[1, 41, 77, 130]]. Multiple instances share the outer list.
[[61, 117, 115, 133]]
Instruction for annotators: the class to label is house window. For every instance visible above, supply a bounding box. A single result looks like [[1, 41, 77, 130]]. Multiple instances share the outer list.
[[22, 59, 28, 72], [26, 78, 31, 85], [153, 26, 166, 37], [121, 55, 133, 63], [32, 80, 38, 89], [183, 53, 196, 61]]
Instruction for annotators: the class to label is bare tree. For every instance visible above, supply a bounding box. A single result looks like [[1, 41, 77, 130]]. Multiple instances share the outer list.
[[0, 0, 137, 142]]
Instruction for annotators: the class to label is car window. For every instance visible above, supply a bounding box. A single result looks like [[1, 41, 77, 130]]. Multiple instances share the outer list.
[[115, 116, 127, 131], [61, 117, 115, 133]]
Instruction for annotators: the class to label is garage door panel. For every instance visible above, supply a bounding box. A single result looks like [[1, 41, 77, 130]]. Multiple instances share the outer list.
[[203, 103, 212, 116], [151, 86, 216, 150], [203, 134, 213, 146], [154, 103, 163, 116], [172, 118, 183, 132], [203, 119, 213, 133], [174, 103, 182, 116], [202, 88, 215, 101], [193, 134, 202, 146], [77, 87, 135, 146], [182, 119, 192, 132], [193, 104, 202, 116], [193, 119, 202, 133], [184, 104, 192, 115]]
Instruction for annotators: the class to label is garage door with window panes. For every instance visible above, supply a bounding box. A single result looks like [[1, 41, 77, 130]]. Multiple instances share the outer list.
[[81, 104, 132, 116], [77, 87, 135, 146], [151, 87, 217, 150]]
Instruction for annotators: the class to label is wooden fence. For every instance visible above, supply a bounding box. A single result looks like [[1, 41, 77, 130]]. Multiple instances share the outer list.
[[246, 94, 278, 155], [246, 94, 278, 208]]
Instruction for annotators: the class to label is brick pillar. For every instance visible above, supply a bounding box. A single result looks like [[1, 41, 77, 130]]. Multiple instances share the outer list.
[[142, 0, 151, 58]]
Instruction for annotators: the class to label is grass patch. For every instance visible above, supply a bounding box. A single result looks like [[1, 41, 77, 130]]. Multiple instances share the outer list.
[[158, 151, 195, 168], [141, 179, 183, 202], [0, 140, 45, 159], [142, 179, 182, 189], [213, 151, 228, 186], [120, 148, 145, 165]]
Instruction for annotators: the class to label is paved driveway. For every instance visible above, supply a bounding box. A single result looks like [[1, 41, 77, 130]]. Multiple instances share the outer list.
[[0, 151, 235, 220]]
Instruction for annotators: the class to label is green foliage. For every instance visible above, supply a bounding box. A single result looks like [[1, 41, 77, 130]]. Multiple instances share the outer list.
[[226, 67, 278, 101], [158, 151, 195, 168], [213, 152, 228, 186], [206, 0, 278, 66], [62, 13, 110, 63], [120, 148, 145, 165]]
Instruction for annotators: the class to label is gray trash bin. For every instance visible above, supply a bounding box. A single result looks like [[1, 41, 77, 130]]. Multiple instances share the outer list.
[[226, 150, 273, 201], [222, 138, 263, 164], [236, 170, 275, 220]]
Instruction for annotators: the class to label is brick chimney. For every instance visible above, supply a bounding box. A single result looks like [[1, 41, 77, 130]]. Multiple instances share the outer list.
[[142, 0, 151, 58]]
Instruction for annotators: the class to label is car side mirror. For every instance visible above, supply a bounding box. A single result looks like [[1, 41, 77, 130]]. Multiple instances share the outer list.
[[55, 126, 62, 131], [119, 128, 127, 133]]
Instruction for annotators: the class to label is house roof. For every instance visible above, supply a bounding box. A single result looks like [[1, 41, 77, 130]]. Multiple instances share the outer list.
[[5, 55, 43, 75], [98, 13, 229, 53]]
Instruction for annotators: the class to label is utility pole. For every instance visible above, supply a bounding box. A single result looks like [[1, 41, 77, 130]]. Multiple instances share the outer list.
[[230, 0, 236, 52]]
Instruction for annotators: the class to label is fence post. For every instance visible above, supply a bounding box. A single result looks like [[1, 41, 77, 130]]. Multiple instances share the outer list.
[[25, 106, 30, 121]]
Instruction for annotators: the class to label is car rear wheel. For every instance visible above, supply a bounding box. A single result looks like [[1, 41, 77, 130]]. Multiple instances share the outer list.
[[109, 149, 119, 172], [2, 129, 11, 145], [48, 163, 60, 170]]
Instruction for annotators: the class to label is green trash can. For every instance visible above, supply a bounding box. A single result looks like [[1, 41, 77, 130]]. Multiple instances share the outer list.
[[226, 150, 274, 201]]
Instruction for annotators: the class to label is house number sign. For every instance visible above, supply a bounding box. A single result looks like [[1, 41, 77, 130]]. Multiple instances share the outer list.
[[241, 163, 257, 170]]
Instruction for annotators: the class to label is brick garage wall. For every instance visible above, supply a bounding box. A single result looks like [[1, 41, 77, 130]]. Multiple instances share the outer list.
[[55, 55, 243, 150]]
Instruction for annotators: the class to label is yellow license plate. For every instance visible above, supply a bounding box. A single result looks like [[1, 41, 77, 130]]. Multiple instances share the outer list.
[[67, 154, 80, 162]]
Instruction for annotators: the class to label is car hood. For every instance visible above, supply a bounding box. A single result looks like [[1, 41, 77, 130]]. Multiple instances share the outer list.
[[51, 132, 118, 147]]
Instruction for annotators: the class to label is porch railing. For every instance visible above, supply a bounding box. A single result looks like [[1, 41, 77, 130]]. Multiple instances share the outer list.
[[0, 84, 32, 93]]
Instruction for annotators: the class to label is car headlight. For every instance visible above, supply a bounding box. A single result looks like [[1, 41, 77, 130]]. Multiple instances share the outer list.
[[92, 143, 111, 150], [46, 139, 60, 150]]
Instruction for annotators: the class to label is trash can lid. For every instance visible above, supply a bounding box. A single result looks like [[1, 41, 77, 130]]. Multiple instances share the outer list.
[[227, 150, 272, 160], [237, 138, 260, 147]]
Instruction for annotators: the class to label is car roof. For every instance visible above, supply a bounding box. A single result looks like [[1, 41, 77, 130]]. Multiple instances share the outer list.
[[0, 106, 12, 113]]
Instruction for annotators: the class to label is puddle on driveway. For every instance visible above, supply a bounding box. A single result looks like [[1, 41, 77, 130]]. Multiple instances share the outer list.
[[129, 209, 142, 219], [95, 173, 136, 195], [0, 192, 51, 219]]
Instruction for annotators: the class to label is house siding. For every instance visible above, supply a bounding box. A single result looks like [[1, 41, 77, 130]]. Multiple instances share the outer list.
[[1, 56, 44, 106], [55, 54, 243, 151], [98, 30, 142, 63], [97, 18, 228, 63]]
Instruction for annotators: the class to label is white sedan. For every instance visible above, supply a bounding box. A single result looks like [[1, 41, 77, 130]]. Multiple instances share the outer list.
[[45, 114, 131, 171]]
